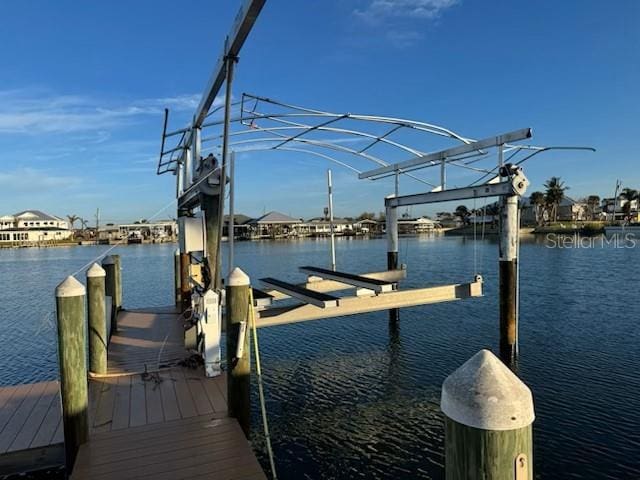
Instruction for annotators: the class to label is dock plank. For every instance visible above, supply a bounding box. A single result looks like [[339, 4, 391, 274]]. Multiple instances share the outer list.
[[110, 376, 131, 431], [171, 368, 198, 419], [0, 382, 46, 453], [158, 370, 180, 422], [30, 393, 62, 449], [129, 375, 147, 427], [144, 373, 165, 424], [9, 381, 58, 452]]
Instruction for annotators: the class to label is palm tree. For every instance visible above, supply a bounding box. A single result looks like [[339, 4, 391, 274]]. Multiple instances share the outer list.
[[66, 214, 79, 230], [620, 188, 638, 219], [529, 191, 545, 225], [455, 205, 470, 225], [586, 195, 600, 221], [543, 177, 569, 222]]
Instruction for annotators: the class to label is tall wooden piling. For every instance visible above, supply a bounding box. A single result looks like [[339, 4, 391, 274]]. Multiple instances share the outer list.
[[201, 194, 222, 291], [441, 349, 534, 480], [102, 255, 118, 333], [55, 276, 89, 471], [86, 263, 107, 375], [112, 254, 122, 310], [174, 249, 182, 307], [226, 267, 251, 437], [386, 201, 399, 323], [180, 252, 191, 312], [498, 195, 519, 365]]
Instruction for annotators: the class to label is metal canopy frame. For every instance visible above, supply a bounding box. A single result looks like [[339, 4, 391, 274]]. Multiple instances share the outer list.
[[158, 92, 595, 202]]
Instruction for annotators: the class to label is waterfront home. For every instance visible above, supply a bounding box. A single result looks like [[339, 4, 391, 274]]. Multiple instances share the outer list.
[[520, 196, 589, 225], [247, 211, 302, 239], [397, 216, 440, 234], [435, 212, 463, 228], [222, 214, 253, 239], [353, 218, 382, 234], [0, 210, 72, 245], [302, 217, 354, 236], [117, 220, 177, 242], [601, 197, 639, 222]]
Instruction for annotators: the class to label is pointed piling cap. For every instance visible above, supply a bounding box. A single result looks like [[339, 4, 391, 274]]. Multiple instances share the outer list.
[[102, 255, 116, 265], [441, 349, 535, 431], [56, 275, 86, 298], [228, 267, 250, 287], [87, 263, 106, 278]]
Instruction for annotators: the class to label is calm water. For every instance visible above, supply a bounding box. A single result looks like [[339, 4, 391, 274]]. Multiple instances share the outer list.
[[1, 237, 639, 479]]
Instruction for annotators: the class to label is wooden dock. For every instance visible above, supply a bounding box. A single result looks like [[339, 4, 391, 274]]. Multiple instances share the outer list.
[[0, 307, 266, 479]]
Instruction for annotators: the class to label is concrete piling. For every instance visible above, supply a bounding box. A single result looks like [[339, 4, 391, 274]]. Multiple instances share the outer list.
[[226, 267, 251, 437], [499, 195, 519, 365], [441, 349, 534, 480], [55, 275, 89, 471], [86, 263, 107, 375], [386, 201, 399, 324]]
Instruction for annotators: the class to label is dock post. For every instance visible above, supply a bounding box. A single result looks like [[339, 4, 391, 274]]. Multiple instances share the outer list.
[[102, 255, 118, 333], [498, 194, 519, 365], [55, 276, 89, 471], [180, 252, 192, 312], [441, 349, 534, 480], [174, 248, 182, 307], [111, 254, 122, 310], [202, 194, 221, 290], [226, 267, 251, 437], [386, 200, 399, 323], [86, 263, 107, 375]]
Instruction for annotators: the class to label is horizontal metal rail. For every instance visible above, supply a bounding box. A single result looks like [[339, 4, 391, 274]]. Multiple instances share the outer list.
[[299, 266, 393, 293]]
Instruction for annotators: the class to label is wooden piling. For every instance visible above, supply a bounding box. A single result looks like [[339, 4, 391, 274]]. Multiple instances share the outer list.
[[55, 275, 89, 471], [174, 249, 182, 307], [180, 252, 191, 312], [441, 349, 534, 480], [86, 263, 107, 375], [386, 201, 399, 323], [102, 255, 118, 333], [201, 193, 222, 291], [225, 267, 251, 437], [499, 195, 519, 365], [112, 254, 122, 310]]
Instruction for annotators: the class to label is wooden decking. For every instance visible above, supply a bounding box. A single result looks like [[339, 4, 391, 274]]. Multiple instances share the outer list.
[[0, 307, 266, 479], [0, 380, 64, 475]]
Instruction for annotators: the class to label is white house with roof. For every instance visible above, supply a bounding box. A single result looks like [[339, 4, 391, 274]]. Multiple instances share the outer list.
[[0, 210, 72, 245], [247, 211, 302, 239]]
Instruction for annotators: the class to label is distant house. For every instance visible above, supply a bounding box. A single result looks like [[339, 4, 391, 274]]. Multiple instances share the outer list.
[[521, 196, 588, 225], [301, 217, 354, 236], [601, 197, 638, 222], [353, 218, 381, 234], [223, 214, 253, 239], [0, 210, 73, 245], [247, 211, 302, 239], [397, 217, 439, 234], [436, 213, 463, 228]]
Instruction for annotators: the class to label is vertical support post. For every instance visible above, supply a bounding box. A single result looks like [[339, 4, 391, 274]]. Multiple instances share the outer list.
[[327, 169, 336, 271], [112, 254, 122, 310], [226, 267, 251, 437], [228, 151, 236, 275], [86, 263, 107, 375], [180, 252, 191, 312], [102, 255, 118, 333], [440, 158, 446, 190], [193, 125, 202, 177], [174, 249, 182, 307], [441, 349, 534, 479], [499, 194, 519, 365], [184, 146, 192, 191], [55, 276, 89, 471], [386, 199, 399, 323]]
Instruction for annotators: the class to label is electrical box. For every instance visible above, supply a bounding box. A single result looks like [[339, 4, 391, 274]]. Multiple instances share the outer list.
[[179, 214, 206, 254]]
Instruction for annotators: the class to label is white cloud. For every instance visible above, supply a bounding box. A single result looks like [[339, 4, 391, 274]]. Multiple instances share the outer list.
[[0, 88, 202, 134], [354, 0, 459, 23], [0, 167, 82, 190]]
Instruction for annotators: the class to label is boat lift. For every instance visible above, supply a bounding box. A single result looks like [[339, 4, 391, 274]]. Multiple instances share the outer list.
[[155, 0, 594, 376]]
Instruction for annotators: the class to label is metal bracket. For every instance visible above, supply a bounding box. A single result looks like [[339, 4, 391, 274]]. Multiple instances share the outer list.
[[514, 453, 528, 480]]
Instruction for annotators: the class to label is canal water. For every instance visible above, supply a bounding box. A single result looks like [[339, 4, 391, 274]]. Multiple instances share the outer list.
[[0, 236, 638, 479]]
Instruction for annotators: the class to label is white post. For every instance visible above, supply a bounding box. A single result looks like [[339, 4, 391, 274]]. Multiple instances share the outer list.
[[183, 148, 192, 192], [201, 289, 222, 377], [193, 124, 201, 179], [327, 169, 336, 271]]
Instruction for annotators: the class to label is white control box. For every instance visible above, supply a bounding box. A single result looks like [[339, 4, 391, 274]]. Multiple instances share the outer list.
[[178, 214, 206, 254]]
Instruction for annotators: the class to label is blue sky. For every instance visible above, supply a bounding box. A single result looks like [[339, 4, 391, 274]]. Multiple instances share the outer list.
[[0, 0, 638, 223]]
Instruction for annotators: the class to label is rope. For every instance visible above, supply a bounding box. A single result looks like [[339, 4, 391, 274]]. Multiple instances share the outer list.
[[247, 290, 278, 479]]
